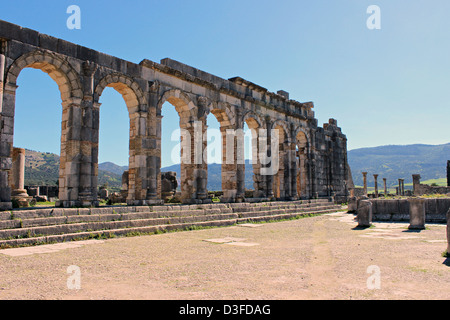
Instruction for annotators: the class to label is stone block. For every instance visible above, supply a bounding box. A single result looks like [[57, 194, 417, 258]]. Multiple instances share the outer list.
[[409, 198, 426, 230], [347, 197, 357, 213], [357, 200, 372, 228], [447, 209, 450, 255]]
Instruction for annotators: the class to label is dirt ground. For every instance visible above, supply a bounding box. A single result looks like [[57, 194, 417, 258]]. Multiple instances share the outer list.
[[0, 211, 448, 300]]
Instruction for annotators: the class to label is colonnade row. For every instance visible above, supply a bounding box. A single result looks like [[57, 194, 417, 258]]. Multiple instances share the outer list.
[[0, 21, 349, 209]]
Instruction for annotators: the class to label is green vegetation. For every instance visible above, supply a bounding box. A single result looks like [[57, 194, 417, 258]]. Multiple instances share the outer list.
[[23, 149, 123, 190], [348, 143, 450, 187]]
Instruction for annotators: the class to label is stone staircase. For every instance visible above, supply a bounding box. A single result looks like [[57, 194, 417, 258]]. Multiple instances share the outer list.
[[0, 199, 343, 248]]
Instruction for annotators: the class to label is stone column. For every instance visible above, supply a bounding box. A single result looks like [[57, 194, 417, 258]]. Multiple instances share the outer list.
[[447, 161, 450, 187], [446, 208, 450, 256], [147, 82, 162, 202], [357, 199, 372, 228], [412, 174, 421, 196], [11, 148, 28, 199], [373, 174, 379, 198], [383, 178, 387, 197], [362, 172, 368, 196], [0, 40, 5, 114], [234, 109, 245, 201], [408, 198, 426, 230], [179, 119, 196, 203], [264, 117, 274, 199], [401, 179, 405, 196], [0, 40, 12, 209], [398, 179, 402, 196], [221, 125, 238, 202], [195, 117, 208, 201], [78, 61, 99, 207]]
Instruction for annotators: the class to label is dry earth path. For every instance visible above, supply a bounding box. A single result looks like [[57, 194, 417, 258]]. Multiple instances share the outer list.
[[0, 211, 448, 300]]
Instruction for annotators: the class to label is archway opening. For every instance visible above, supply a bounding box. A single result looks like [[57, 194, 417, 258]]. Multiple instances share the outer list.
[[206, 112, 222, 196], [14, 68, 63, 207], [296, 131, 308, 199], [243, 118, 260, 198], [160, 101, 182, 203], [97, 87, 130, 204]]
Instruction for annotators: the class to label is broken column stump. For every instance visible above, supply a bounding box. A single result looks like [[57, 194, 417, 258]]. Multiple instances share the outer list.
[[357, 199, 372, 228], [408, 198, 426, 230]]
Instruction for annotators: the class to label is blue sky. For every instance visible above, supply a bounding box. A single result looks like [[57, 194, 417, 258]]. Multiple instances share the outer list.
[[1, 0, 449, 167]]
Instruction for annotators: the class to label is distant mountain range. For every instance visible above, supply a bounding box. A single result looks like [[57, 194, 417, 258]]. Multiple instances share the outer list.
[[22, 142, 450, 191], [348, 143, 450, 187]]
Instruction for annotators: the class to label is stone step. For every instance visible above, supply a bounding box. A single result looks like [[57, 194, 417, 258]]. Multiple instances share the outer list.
[[0, 213, 240, 240], [0, 200, 342, 248], [0, 218, 238, 248], [0, 202, 338, 232], [0, 201, 332, 228], [237, 208, 341, 224], [237, 205, 341, 219]]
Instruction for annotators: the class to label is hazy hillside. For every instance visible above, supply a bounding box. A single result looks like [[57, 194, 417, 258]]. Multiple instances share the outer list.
[[98, 162, 128, 176], [22, 142, 449, 192], [162, 161, 255, 191], [348, 143, 450, 187], [23, 149, 123, 189]]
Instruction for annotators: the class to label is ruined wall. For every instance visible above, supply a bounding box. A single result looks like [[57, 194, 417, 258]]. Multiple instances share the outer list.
[[0, 19, 349, 209], [367, 198, 450, 223], [413, 174, 450, 197]]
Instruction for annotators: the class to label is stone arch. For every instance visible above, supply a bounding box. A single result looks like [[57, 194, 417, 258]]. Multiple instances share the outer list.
[[271, 119, 290, 144], [158, 89, 196, 120], [201, 100, 237, 200], [6, 49, 83, 103], [204, 101, 234, 128], [94, 73, 150, 203], [94, 73, 147, 113], [3, 50, 84, 205], [157, 89, 199, 202], [242, 110, 265, 130]]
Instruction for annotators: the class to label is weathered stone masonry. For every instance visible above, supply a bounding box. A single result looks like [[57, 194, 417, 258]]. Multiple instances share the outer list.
[[0, 20, 350, 209]]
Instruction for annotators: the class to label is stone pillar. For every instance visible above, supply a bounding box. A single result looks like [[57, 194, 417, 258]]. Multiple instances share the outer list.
[[0, 40, 12, 209], [234, 109, 245, 201], [78, 61, 99, 207], [264, 118, 274, 199], [121, 170, 129, 201], [447, 161, 450, 187], [357, 199, 372, 228], [412, 174, 421, 196], [398, 179, 402, 196], [362, 172, 368, 196], [446, 208, 450, 256], [348, 196, 357, 213], [408, 198, 426, 230], [0, 40, 5, 114], [401, 179, 405, 196], [147, 83, 162, 202], [383, 178, 387, 197], [221, 125, 238, 202], [11, 148, 28, 199], [194, 115, 208, 201], [373, 174, 379, 198]]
